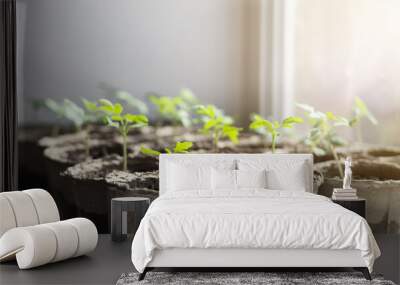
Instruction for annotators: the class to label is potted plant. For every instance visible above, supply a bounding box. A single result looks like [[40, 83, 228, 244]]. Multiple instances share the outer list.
[[298, 103, 400, 234], [147, 88, 199, 137], [42, 99, 116, 219], [194, 104, 242, 152], [94, 141, 194, 203], [96, 99, 149, 171], [345, 97, 400, 164], [113, 90, 149, 115], [348, 96, 378, 143], [61, 99, 158, 232], [297, 103, 351, 178], [249, 114, 303, 153]]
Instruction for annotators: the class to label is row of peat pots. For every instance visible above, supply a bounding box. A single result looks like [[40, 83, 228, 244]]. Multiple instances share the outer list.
[[19, 124, 400, 233], [316, 153, 400, 234]]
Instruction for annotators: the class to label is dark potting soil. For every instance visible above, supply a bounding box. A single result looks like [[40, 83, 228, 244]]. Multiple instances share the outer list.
[[315, 159, 400, 181], [367, 146, 400, 158], [61, 154, 159, 233], [62, 154, 158, 180], [39, 131, 89, 148], [62, 154, 123, 180], [105, 170, 159, 194], [44, 140, 119, 164]]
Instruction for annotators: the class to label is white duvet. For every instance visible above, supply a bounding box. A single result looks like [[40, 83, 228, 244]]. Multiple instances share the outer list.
[[131, 190, 380, 273]]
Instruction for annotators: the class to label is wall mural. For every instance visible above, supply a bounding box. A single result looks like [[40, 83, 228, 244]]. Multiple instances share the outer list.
[[19, 90, 400, 233]]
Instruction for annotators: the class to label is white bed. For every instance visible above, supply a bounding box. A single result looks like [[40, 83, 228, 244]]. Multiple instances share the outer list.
[[131, 154, 380, 280]]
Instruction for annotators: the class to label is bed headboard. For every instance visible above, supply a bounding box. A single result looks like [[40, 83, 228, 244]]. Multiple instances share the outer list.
[[159, 153, 314, 195]]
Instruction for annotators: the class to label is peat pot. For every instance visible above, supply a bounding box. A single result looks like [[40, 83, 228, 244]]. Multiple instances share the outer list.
[[18, 124, 74, 189], [364, 146, 400, 165], [62, 154, 159, 233], [315, 159, 400, 234], [43, 139, 118, 219], [332, 145, 400, 165]]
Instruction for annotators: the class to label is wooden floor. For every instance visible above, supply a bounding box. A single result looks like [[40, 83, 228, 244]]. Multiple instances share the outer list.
[[0, 234, 398, 285]]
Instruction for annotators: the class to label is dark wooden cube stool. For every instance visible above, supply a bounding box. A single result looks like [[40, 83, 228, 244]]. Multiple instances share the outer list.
[[111, 197, 150, 242], [332, 198, 366, 218]]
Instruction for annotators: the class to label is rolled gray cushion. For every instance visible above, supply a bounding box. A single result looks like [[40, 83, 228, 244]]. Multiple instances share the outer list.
[[24, 189, 60, 224], [0, 196, 17, 237], [0, 191, 40, 228], [0, 189, 60, 237], [65, 218, 98, 257], [0, 218, 98, 269]]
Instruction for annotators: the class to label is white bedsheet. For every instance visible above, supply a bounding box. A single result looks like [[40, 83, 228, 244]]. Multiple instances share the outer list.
[[131, 190, 380, 273]]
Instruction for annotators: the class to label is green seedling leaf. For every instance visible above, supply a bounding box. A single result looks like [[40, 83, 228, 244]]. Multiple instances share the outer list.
[[249, 116, 274, 133], [179, 88, 198, 105], [313, 146, 327, 156], [223, 125, 241, 144], [63, 99, 85, 129], [249, 120, 269, 130], [326, 112, 337, 121], [113, 103, 123, 115], [111, 115, 123, 121], [99, 99, 113, 107], [355, 96, 368, 114], [309, 128, 321, 141], [204, 119, 218, 130], [140, 141, 193, 156], [354, 96, 378, 125], [99, 105, 114, 114], [140, 146, 161, 156], [196, 104, 215, 118], [309, 111, 326, 120], [177, 109, 192, 128], [330, 134, 347, 146], [334, 116, 350, 127], [174, 141, 193, 153], [195, 104, 241, 150], [124, 114, 148, 124], [149, 93, 192, 126], [114, 90, 148, 114], [82, 99, 98, 112], [44, 99, 64, 117], [172, 96, 184, 105], [296, 103, 314, 113], [104, 116, 119, 128], [249, 114, 303, 153], [282, 116, 303, 128]]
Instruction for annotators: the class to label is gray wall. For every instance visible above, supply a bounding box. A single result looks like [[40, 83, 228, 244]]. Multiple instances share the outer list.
[[17, 0, 261, 125]]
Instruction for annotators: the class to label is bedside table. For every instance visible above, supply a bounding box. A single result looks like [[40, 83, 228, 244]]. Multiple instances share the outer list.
[[111, 197, 150, 242], [332, 198, 366, 218]]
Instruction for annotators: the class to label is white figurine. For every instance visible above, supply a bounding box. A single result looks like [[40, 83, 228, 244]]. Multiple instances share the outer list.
[[343, 156, 352, 189]]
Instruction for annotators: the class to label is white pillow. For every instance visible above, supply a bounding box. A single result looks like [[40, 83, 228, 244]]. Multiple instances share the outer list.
[[237, 159, 309, 192], [236, 169, 267, 189], [212, 168, 268, 191], [167, 163, 212, 192], [266, 165, 307, 191], [212, 168, 236, 190]]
